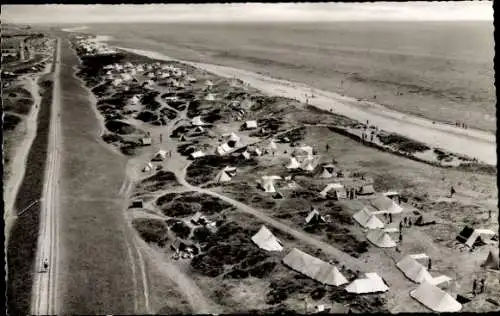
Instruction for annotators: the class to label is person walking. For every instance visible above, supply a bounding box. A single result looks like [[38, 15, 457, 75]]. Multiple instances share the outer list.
[[480, 279, 485, 294], [408, 218, 412, 227], [399, 233, 403, 243], [472, 279, 477, 295], [325, 143, 329, 152], [427, 258, 432, 271], [389, 213, 393, 223], [488, 210, 492, 220], [399, 221, 403, 232], [450, 186, 456, 198], [160, 133, 163, 143]]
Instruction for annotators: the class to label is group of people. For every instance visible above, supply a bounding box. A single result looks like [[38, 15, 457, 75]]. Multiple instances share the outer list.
[[455, 121, 469, 129], [347, 187, 357, 200]]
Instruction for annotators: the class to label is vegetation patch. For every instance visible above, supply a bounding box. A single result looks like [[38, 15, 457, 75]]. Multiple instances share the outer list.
[[377, 132, 430, 153], [132, 218, 169, 247], [105, 120, 137, 135]]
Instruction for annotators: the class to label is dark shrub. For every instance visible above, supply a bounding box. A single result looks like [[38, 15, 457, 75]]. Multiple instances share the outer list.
[[171, 221, 191, 239]]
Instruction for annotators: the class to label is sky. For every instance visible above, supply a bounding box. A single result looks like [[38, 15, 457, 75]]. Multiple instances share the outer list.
[[1, 2, 493, 24]]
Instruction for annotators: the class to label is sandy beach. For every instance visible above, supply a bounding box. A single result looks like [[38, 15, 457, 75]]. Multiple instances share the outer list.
[[117, 46, 496, 166]]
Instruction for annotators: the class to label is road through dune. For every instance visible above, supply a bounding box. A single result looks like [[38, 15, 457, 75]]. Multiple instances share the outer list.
[[118, 47, 496, 166]]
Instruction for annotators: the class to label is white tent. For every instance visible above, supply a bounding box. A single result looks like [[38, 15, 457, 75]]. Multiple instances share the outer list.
[[305, 209, 326, 224], [367, 230, 396, 248], [190, 151, 205, 159], [410, 281, 462, 312], [241, 151, 251, 160], [205, 93, 216, 101], [223, 166, 237, 177], [216, 143, 232, 156], [194, 126, 205, 133], [482, 249, 500, 270], [397, 255, 434, 283], [286, 157, 301, 169], [187, 76, 197, 82], [142, 162, 154, 172], [259, 175, 281, 193], [353, 208, 385, 229], [345, 272, 389, 294], [154, 150, 167, 161], [244, 120, 258, 129], [301, 157, 316, 171], [320, 183, 347, 199], [214, 170, 232, 183], [191, 116, 207, 126], [204, 79, 214, 87], [179, 134, 187, 142], [464, 229, 496, 248], [226, 132, 241, 144], [130, 95, 141, 104], [283, 248, 348, 286], [370, 196, 403, 214], [319, 165, 335, 178], [251, 225, 283, 252], [252, 147, 262, 156]]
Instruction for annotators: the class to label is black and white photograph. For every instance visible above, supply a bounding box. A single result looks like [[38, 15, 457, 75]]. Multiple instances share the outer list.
[[2, 2, 498, 315]]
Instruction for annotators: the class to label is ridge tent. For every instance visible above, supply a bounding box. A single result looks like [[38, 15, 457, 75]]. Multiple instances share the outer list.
[[370, 196, 403, 214], [153, 150, 167, 161], [205, 93, 215, 101], [140, 137, 152, 146], [252, 147, 262, 156], [251, 225, 283, 252], [179, 134, 187, 142], [286, 157, 301, 169], [320, 183, 348, 200], [142, 162, 154, 172], [194, 126, 205, 133], [223, 166, 237, 177], [227, 132, 241, 144], [190, 150, 205, 159], [191, 116, 207, 126], [367, 230, 396, 248], [319, 165, 335, 178], [241, 151, 251, 160], [358, 184, 375, 195], [345, 272, 389, 294], [353, 208, 384, 229], [216, 143, 233, 156], [244, 120, 258, 129], [259, 176, 281, 193], [301, 157, 316, 171], [283, 248, 348, 286], [396, 255, 434, 283], [456, 227, 496, 248], [305, 209, 326, 224], [410, 281, 462, 312], [482, 249, 499, 270], [214, 170, 232, 183], [204, 79, 214, 87]]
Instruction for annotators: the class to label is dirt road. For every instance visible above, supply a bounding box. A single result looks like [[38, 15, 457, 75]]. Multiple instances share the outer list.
[[32, 38, 62, 315], [118, 47, 496, 166]]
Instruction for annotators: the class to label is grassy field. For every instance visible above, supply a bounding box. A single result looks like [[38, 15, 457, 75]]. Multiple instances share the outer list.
[[6, 74, 52, 316], [99, 21, 495, 131]]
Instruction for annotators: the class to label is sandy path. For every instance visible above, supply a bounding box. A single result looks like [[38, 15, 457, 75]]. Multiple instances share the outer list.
[[4, 68, 50, 241], [117, 47, 496, 166]]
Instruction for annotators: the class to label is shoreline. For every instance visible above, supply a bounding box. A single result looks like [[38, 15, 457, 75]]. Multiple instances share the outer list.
[[115, 46, 496, 166]]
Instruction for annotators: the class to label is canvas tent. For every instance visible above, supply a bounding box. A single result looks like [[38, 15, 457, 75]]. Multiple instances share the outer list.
[[305, 209, 326, 224], [191, 116, 207, 126], [320, 183, 348, 200], [358, 184, 375, 195], [293, 145, 314, 159], [205, 93, 215, 101], [353, 208, 384, 229], [397, 255, 434, 283], [227, 132, 241, 144], [367, 230, 396, 248], [214, 170, 232, 183], [179, 134, 187, 142], [223, 166, 237, 177], [244, 120, 258, 129], [251, 225, 283, 252], [153, 150, 167, 161], [241, 151, 251, 160], [216, 143, 233, 156], [259, 176, 281, 193], [140, 137, 152, 146], [482, 249, 499, 270], [191, 212, 204, 225], [301, 157, 316, 172], [319, 164, 336, 178], [345, 272, 389, 294], [190, 151, 205, 159], [142, 162, 154, 172], [287, 157, 301, 169], [194, 126, 205, 133], [456, 227, 496, 248], [410, 281, 462, 312], [267, 140, 278, 151], [370, 196, 403, 214], [283, 248, 348, 286]]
